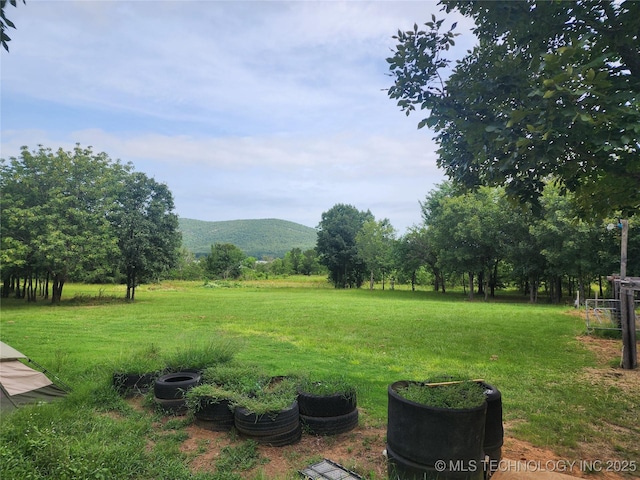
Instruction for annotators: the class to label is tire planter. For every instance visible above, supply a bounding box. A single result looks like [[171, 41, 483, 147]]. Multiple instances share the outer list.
[[112, 372, 156, 397], [297, 389, 357, 417], [154, 396, 189, 415], [154, 371, 201, 400], [387, 381, 487, 474], [193, 398, 235, 432], [485, 447, 502, 479], [479, 382, 504, 452], [300, 408, 359, 435], [234, 400, 301, 446], [387, 443, 483, 480]]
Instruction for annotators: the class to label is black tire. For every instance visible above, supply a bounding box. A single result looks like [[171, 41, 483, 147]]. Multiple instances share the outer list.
[[300, 409, 359, 435], [234, 401, 299, 438], [154, 371, 201, 400], [250, 423, 302, 447], [479, 382, 504, 452], [387, 444, 484, 480], [193, 398, 235, 431], [154, 396, 188, 415], [297, 390, 357, 417], [194, 417, 235, 432], [387, 381, 486, 467], [484, 447, 502, 479], [193, 398, 233, 421]]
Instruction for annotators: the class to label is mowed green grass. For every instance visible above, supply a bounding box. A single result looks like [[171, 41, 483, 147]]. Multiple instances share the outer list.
[[1, 278, 638, 474]]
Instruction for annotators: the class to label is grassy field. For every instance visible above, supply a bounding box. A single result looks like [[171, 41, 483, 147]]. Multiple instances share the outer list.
[[1, 278, 638, 479]]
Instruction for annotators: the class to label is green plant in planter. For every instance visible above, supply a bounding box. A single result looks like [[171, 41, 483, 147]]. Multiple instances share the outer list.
[[185, 384, 239, 411], [234, 376, 299, 415], [201, 362, 269, 394], [397, 381, 485, 409], [297, 376, 356, 400]]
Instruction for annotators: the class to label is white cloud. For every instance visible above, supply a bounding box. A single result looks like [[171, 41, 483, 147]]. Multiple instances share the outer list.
[[1, 0, 474, 232]]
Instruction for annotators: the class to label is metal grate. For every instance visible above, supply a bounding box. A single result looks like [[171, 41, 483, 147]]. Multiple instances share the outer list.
[[585, 298, 640, 331], [299, 458, 363, 480]]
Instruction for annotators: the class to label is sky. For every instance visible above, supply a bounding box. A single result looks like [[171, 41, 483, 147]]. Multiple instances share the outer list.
[[1, 0, 475, 233]]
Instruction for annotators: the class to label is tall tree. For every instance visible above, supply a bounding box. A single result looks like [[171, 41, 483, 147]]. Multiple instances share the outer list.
[[1, 145, 181, 303], [396, 227, 442, 292], [300, 249, 322, 276], [425, 185, 520, 299], [387, 0, 640, 217], [112, 172, 181, 300], [284, 247, 303, 275], [1, 146, 121, 303], [206, 243, 246, 280], [356, 218, 396, 289], [316, 204, 373, 288]]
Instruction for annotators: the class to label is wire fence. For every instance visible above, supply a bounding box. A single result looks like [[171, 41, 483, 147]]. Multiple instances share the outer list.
[[585, 298, 640, 332]]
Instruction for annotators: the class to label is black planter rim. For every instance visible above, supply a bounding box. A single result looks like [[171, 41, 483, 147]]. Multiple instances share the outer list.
[[389, 380, 487, 413], [235, 399, 298, 418]]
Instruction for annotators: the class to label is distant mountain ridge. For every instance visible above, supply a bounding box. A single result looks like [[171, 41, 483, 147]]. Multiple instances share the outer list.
[[178, 218, 317, 259]]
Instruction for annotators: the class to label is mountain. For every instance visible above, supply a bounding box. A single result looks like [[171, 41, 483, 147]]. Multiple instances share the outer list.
[[178, 218, 317, 259]]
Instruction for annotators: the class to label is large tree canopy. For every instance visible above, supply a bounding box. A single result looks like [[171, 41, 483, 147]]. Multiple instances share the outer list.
[[316, 204, 373, 288], [387, 0, 640, 217], [1, 145, 180, 302]]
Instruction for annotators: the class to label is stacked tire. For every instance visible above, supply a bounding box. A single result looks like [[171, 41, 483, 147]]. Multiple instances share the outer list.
[[386, 381, 486, 480], [298, 389, 359, 436], [153, 371, 201, 415], [480, 382, 504, 478], [234, 400, 301, 446], [193, 397, 235, 431]]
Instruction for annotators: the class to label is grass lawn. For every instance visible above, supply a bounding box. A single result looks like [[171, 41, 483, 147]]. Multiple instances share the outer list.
[[1, 278, 638, 479]]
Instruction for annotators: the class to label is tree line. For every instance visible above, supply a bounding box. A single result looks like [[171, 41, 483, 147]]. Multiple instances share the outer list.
[[1, 145, 181, 302], [315, 184, 638, 303], [2, 146, 636, 304]]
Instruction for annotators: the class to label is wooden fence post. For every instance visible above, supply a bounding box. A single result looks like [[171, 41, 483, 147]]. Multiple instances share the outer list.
[[620, 282, 638, 370]]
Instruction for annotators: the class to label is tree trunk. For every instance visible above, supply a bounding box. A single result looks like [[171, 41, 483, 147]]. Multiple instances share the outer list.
[[529, 277, 536, 303], [369, 271, 374, 290], [490, 261, 498, 298], [27, 274, 36, 302], [51, 277, 64, 304], [14, 276, 21, 298], [468, 272, 474, 300], [484, 273, 489, 302], [129, 269, 137, 301]]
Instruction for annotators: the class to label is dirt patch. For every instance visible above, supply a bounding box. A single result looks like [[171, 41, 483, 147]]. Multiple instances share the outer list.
[[179, 424, 636, 479], [577, 335, 640, 394], [181, 420, 388, 479]]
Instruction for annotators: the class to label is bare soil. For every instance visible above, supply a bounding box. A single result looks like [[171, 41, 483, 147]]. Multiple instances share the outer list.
[[131, 335, 639, 479]]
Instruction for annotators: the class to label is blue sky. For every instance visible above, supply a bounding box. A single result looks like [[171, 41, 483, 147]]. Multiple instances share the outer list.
[[1, 0, 474, 232]]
